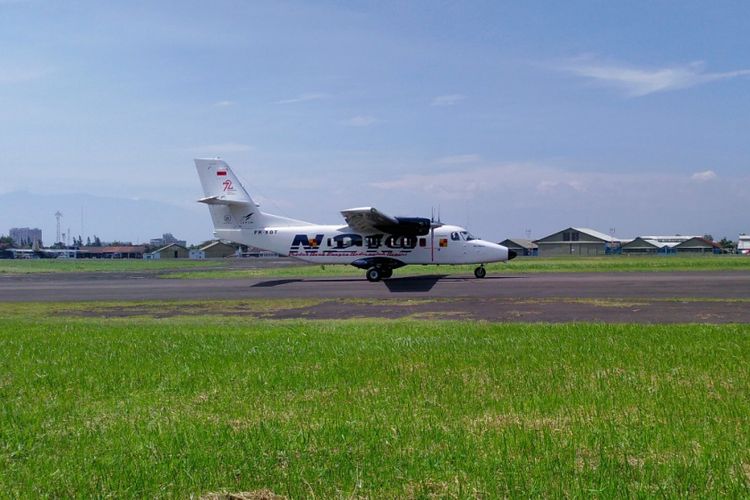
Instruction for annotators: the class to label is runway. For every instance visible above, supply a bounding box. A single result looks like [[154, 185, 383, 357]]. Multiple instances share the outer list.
[[2, 270, 749, 323]]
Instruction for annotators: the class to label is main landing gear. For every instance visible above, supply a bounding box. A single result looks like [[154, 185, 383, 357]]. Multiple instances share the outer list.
[[352, 257, 403, 282], [474, 265, 487, 279], [366, 267, 393, 282]]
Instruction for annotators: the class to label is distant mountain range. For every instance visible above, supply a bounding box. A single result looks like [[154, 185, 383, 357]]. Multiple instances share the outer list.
[[0, 191, 214, 246]]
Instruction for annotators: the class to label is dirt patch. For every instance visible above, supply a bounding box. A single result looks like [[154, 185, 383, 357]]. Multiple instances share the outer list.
[[53, 297, 750, 323]]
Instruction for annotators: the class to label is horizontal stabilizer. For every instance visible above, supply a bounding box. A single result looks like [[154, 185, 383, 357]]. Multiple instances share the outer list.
[[198, 195, 254, 206]]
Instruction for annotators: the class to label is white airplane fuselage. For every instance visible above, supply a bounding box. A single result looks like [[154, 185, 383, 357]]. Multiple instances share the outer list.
[[214, 223, 511, 266]]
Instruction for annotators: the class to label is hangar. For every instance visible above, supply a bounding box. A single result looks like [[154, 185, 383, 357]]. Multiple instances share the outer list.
[[672, 236, 721, 254], [534, 227, 622, 257], [621, 237, 680, 254], [200, 240, 237, 258], [622, 236, 721, 255], [147, 243, 189, 259], [499, 238, 538, 257]]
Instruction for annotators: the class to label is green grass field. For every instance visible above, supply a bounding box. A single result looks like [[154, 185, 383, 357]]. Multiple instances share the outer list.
[[2, 305, 749, 497], [162, 255, 750, 280], [0, 259, 221, 274]]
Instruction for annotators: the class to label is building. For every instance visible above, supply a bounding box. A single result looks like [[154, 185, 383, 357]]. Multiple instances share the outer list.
[[622, 235, 721, 255], [149, 233, 187, 248], [10, 227, 42, 247], [240, 245, 280, 258], [499, 238, 538, 257], [534, 227, 622, 257], [188, 249, 206, 260], [77, 245, 146, 259], [147, 243, 189, 259], [673, 237, 721, 254], [621, 236, 683, 254], [738, 234, 750, 255], [199, 240, 238, 258]]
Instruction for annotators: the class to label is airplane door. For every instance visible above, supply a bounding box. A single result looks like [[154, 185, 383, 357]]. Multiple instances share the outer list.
[[430, 228, 435, 262]]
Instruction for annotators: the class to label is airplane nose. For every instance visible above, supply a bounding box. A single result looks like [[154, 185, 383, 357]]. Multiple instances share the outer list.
[[508, 249, 517, 260]]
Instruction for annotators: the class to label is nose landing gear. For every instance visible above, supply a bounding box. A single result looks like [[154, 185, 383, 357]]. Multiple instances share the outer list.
[[474, 265, 487, 279]]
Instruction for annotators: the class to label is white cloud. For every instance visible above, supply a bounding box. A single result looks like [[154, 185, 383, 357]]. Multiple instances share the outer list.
[[558, 57, 750, 97], [213, 100, 235, 107], [186, 143, 254, 154], [275, 93, 328, 104], [342, 115, 377, 127], [370, 163, 724, 203], [366, 164, 750, 240], [430, 94, 466, 106], [436, 154, 481, 165], [691, 170, 717, 182], [0, 66, 50, 84]]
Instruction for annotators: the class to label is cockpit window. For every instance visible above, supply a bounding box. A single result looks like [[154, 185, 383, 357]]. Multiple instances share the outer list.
[[450, 232, 460, 241], [461, 231, 477, 241]]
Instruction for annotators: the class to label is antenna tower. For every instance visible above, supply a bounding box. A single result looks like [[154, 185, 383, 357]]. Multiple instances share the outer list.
[[55, 211, 63, 244]]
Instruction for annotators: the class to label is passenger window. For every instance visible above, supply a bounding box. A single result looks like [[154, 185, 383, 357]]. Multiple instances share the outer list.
[[451, 232, 460, 241], [366, 235, 381, 248], [419, 238, 426, 247]]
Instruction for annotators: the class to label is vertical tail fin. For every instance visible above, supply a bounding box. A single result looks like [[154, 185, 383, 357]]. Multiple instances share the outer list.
[[195, 158, 257, 207], [195, 158, 261, 231]]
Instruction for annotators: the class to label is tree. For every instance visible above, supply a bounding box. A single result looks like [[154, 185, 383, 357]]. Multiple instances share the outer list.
[[86, 236, 92, 246], [93, 236, 102, 247], [0, 236, 14, 249], [718, 237, 735, 252], [703, 234, 714, 242]]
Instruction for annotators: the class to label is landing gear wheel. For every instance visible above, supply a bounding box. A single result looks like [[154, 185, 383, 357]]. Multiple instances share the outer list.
[[474, 266, 487, 279], [366, 267, 382, 282], [381, 268, 393, 279]]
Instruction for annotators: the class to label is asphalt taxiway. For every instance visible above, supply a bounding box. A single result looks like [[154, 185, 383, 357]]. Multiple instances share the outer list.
[[1, 270, 749, 323]]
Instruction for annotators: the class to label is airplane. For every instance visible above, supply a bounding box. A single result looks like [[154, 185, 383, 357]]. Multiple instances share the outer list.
[[195, 158, 516, 281]]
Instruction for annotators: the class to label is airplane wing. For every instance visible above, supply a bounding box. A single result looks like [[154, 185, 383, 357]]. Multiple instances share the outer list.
[[340, 207, 431, 235], [341, 207, 398, 233]]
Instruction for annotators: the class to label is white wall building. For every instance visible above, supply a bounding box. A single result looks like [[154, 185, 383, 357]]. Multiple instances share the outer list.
[[9, 227, 42, 247], [738, 234, 750, 255]]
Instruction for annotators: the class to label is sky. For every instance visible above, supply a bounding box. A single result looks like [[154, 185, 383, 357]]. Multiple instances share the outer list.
[[1, 0, 749, 244]]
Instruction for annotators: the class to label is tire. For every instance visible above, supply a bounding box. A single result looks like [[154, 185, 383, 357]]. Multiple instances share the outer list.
[[474, 266, 486, 279], [366, 267, 382, 282], [381, 268, 393, 279]]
